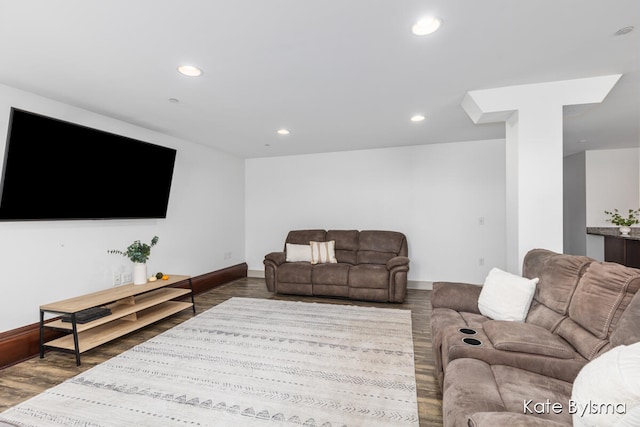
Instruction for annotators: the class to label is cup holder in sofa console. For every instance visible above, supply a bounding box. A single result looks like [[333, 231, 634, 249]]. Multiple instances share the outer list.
[[462, 337, 482, 346], [458, 328, 477, 335]]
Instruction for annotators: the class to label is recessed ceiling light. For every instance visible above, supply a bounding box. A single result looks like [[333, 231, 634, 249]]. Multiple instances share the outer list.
[[614, 26, 634, 36], [177, 65, 203, 77], [412, 17, 441, 36], [277, 129, 290, 135], [168, 98, 179, 103], [410, 114, 426, 122]]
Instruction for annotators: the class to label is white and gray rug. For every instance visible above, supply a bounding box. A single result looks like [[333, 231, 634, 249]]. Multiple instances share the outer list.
[[0, 297, 418, 426]]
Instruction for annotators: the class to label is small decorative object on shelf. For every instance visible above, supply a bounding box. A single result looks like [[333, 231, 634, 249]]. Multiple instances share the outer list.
[[604, 209, 639, 236], [109, 236, 159, 284]]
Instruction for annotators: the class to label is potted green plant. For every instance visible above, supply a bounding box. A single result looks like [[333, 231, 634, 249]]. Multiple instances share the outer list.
[[109, 236, 159, 284], [604, 209, 639, 236]]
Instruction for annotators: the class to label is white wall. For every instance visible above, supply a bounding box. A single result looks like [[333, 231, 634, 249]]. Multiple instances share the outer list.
[[563, 152, 586, 255], [245, 139, 506, 284], [585, 148, 639, 226], [0, 84, 245, 332], [585, 147, 640, 260]]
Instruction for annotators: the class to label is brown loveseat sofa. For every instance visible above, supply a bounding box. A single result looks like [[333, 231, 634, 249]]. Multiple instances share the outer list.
[[431, 248, 640, 426], [263, 229, 409, 302]]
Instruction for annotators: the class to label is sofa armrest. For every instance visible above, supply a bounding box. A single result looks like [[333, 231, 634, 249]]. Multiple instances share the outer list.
[[386, 256, 409, 271], [263, 251, 286, 293], [483, 320, 575, 359], [431, 281, 482, 314], [264, 251, 286, 266], [469, 412, 571, 427]]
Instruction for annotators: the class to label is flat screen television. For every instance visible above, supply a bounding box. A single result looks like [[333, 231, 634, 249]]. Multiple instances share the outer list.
[[0, 108, 177, 221]]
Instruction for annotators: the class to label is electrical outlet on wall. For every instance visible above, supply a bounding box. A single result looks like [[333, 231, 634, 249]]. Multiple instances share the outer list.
[[121, 272, 133, 284], [113, 273, 122, 286]]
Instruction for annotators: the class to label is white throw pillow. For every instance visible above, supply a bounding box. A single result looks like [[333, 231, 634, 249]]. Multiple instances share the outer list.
[[571, 342, 640, 427], [310, 240, 337, 264], [477, 267, 538, 322], [285, 243, 312, 262]]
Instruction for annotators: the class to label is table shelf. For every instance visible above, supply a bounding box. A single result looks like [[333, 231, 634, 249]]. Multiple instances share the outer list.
[[45, 301, 193, 352], [40, 275, 194, 365]]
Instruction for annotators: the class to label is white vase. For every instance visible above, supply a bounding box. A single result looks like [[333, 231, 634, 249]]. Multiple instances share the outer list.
[[619, 226, 631, 236], [133, 262, 147, 285]]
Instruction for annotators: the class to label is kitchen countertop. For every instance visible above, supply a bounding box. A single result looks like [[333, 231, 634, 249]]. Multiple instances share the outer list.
[[587, 227, 640, 241]]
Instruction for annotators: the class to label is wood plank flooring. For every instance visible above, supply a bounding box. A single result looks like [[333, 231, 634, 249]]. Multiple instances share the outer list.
[[0, 277, 443, 426]]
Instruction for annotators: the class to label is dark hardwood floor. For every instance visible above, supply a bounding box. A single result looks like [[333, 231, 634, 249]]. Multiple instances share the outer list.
[[0, 277, 443, 426]]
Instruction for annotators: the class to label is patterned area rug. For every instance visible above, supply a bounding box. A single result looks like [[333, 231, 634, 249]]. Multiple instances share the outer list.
[[0, 297, 418, 426]]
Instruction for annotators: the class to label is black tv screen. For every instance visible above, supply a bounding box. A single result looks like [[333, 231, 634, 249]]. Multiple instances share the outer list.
[[0, 108, 177, 221]]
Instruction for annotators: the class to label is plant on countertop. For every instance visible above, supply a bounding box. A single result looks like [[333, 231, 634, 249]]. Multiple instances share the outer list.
[[108, 236, 159, 263], [604, 209, 640, 227]]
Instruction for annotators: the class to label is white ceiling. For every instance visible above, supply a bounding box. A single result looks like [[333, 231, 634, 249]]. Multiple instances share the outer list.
[[0, 0, 638, 159]]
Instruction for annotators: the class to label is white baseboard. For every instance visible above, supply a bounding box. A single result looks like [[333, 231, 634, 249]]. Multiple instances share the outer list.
[[407, 280, 432, 290], [248, 269, 431, 290], [248, 269, 265, 278]]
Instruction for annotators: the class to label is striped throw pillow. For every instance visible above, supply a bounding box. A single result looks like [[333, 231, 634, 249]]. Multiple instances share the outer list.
[[310, 240, 338, 264]]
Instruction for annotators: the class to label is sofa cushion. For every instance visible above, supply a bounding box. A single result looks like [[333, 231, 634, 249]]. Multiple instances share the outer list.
[[478, 268, 538, 322], [277, 282, 313, 296], [312, 263, 350, 286], [278, 262, 313, 283], [357, 250, 397, 265], [357, 230, 407, 264], [526, 301, 568, 332], [349, 264, 389, 289], [359, 230, 406, 253], [442, 358, 506, 427], [523, 248, 593, 316], [444, 358, 573, 427], [483, 320, 574, 359], [285, 229, 326, 246], [349, 287, 389, 302], [556, 317, 609, 361], [327, 230, 359, 264], [571, 342, 640, 427], [313, 283, 349, 298], [568, 262, 640, 340], [285, 243, 311, 262], [491, 364, 573, 425], [610, 292, 640, 347]]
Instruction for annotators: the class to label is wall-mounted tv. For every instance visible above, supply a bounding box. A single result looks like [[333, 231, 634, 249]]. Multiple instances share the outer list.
[[0, 108, 177, 221]]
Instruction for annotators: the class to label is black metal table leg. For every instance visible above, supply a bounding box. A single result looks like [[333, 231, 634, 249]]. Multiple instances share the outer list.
[[71, 313, 81, 366], [189, 278, 196, 313], [39, 310, 45, 359]]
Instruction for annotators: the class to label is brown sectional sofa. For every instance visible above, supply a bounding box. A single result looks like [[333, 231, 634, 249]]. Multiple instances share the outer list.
[[431, 248, 640, 426], [263, 229, 409, 302]]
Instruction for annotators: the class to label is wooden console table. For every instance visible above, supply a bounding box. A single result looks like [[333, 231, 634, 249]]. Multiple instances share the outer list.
[[39, 274, 195, 365]]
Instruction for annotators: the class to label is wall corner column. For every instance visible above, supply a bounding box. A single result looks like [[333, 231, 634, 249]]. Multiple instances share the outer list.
[[462, 75, 621, 272]]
